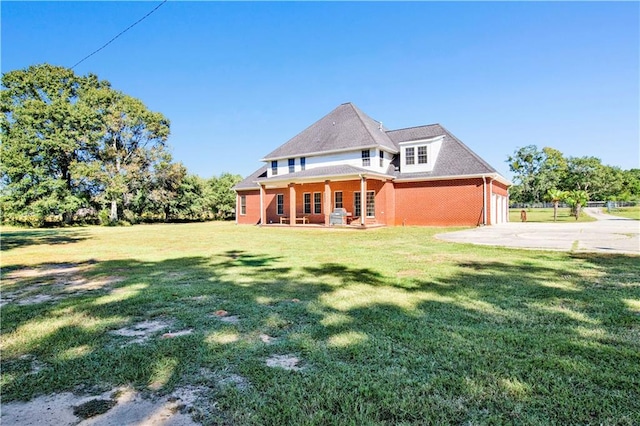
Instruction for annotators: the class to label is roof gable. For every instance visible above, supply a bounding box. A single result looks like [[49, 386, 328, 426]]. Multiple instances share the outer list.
[[262, 103, 398, 161]]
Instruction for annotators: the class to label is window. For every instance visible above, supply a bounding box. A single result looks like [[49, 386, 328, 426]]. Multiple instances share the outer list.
[[300, 157, 306, 171], [405, 147, 415, 165], [362, 150, 370, 166], [240, 195, 246, 215], [418, 146, 428, 164], [314, 192, 322, 214], [303, 193, 311, 214], [276, 194, 284, 215], [288, 158, 295, 173], [271, 160, 278, 175], [366, 191, 375, 217], [354, 191, 375, 218], [334, 191, 343, 209], [379, 150, 384, 167]]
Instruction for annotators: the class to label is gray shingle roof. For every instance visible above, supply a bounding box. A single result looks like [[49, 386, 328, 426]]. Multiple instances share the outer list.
[[235, 105, 507, 191], [262, 103, 398, 160], [387, 124, 498, 179], [233, 165, 267, 190]]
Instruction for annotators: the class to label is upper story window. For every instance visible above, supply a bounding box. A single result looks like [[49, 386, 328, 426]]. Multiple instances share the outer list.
[[405, 147, 415, 165], [362, 150, 370, 167], [271, 160, 278, 176], [288, 158, 295, 173], [379, 150, 384, 167], [300, 157, 306, 171], [418, 146, 428, 164]]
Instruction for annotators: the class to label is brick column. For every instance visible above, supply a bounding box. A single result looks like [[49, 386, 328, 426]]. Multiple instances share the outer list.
[[259, 184, 266, 226], [289, 183, 296, 225], [324, 180, 331, 225], [360, 176, 366, 226]]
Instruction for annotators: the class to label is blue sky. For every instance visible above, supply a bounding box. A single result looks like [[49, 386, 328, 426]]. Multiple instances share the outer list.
[[2, 1, 639, 179]]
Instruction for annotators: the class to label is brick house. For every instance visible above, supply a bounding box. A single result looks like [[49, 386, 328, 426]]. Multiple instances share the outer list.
[[234, 103, 510, 227]]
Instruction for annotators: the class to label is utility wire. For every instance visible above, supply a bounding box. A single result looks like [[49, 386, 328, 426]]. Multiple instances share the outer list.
[[72, 0, 167, 69]]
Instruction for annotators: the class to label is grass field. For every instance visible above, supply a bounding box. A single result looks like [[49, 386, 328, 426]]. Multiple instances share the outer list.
[[608, 206, 640, 220], [509, 207, 596, 223], [1, 223, 639, 424]]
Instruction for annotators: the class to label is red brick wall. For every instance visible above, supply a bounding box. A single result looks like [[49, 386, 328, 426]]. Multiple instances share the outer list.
[[236, 190, 261, 225], [238, 177, 503, 226], [492, 181, 509, 196], [394, 178, 485, 226]]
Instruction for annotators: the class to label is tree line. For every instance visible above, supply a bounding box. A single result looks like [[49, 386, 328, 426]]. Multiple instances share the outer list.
[[1, 64, 241, 227], [507, 145, 640, 207]]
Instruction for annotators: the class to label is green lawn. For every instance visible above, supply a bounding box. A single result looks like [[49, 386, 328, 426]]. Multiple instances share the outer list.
[[1, 223, 639, 425], [509, 207, 596, 223], [607, 206, 640, 220]]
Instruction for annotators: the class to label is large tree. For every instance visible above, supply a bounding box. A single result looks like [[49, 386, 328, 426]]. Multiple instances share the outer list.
[[0, 64, 105, 224], [1, 64, 171, 225], [70, 83, 170, 222]]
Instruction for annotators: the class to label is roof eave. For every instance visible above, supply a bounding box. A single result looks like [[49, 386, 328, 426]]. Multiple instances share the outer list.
[[261, 144, 399, 162], [254, 171, 395, 186], [395, 172, 511, 186]]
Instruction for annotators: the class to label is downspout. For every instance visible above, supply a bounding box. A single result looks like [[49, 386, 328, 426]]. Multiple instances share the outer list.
[[489, 177, 493, 225], [482, 175, 487, 226], [235, 192, 239, 225]]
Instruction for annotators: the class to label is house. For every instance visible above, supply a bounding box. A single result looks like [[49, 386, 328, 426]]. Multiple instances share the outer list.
[[233, 103, 510, 227]]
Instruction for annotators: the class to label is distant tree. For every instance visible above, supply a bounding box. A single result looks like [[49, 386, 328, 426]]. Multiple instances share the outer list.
[[507, 145, 546, 203], [539, 147, 568, 193], [619, 169, 640, 201], [544, 189, 567, 222], [205, 173, 242, 219], [145, 156, 187, 221], [562, 156, 606, 198]]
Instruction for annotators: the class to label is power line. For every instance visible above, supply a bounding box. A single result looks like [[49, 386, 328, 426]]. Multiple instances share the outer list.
[[72, 0, 168, 69]]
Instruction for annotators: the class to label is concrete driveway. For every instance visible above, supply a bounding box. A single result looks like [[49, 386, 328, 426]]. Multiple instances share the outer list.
[[436, 208, 640, 255]]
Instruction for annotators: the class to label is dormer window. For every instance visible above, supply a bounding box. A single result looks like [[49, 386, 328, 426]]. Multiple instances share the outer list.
[[399, 135, 444, 173], [418, 146, 428, 164], [288, 158, 295, 173], [271, 160, 278, 176], [301, 157, 306, 170], [405, 147, 415, 165], [362, 150, 370, 167], [379, 150, 384, 167]]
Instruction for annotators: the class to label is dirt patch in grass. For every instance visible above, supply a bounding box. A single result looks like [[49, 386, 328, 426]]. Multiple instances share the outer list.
[[109, 319, 173, 345], [1, 386, 200, 426], [265, 354, 303, 371], [1, 262, 122, 306], [162, 329, 194, 339]]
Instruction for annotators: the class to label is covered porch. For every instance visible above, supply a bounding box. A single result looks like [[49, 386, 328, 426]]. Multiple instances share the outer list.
[[255, 168, 395, 228]]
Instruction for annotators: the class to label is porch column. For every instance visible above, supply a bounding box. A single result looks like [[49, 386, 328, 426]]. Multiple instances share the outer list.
[[324, 180, 331, 226], [360, 176, 367, 226], [289, 183, 296, 225], [259, 184, 265, 226]]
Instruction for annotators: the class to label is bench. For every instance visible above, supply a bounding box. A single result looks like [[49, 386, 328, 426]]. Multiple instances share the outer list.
[[280, 216, 309, 224]]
